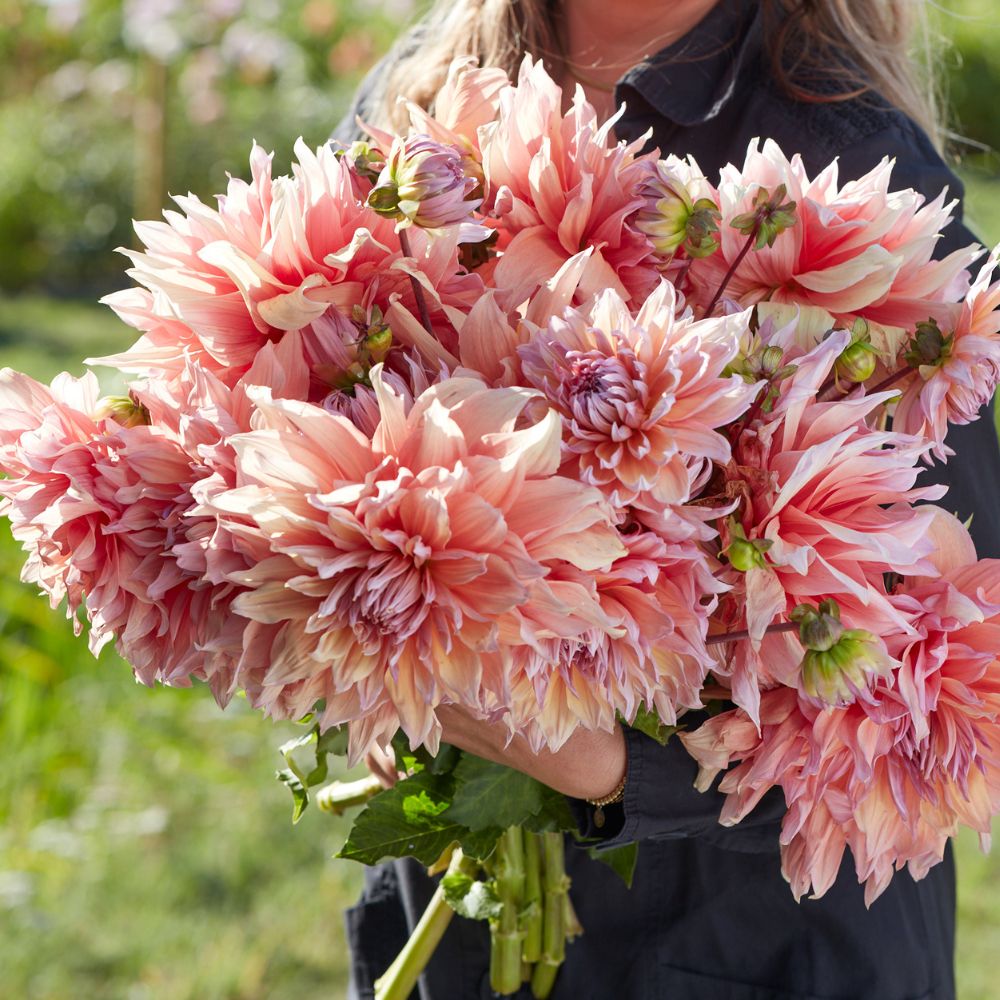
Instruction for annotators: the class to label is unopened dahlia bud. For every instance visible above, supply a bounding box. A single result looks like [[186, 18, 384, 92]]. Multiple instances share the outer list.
[[732, 183, 798, 249], [93, 392, 150, 428], [904, 318, 953, 370], [834, 319, 878, 385], [339, 140, 386, 185], [791, 599, 892, 706], [367, 134, 481, 230], [634, 162, 720, 259], [724, 520, 773, 571]]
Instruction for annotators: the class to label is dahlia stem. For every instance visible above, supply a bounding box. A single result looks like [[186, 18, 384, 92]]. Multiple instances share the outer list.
[[374, 849, 475, 1000], [397, 227, 435, 337], [530, 832, 570, 1000], [705, 225, 760, 316], [707, 620, 799, 645], [314, 774, 384, 816], [864, 365, 910, 398], [491, 826, 527, 995], [521, 831, 543, 965]]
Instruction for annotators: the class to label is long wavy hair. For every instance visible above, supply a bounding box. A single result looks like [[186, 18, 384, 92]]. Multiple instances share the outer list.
[[372, 0, 943, 146]]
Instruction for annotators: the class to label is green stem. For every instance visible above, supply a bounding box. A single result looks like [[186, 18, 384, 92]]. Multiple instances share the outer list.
[[491, 826, 527, 995], [706, 620, 799, 646], [397, 227, 435, 336], [521, 832, 543, 964], [314, 774, 384, 816], [374, 849, 475, 1000], [531, 832, 570, 1000], [705, 225, 759, 316]]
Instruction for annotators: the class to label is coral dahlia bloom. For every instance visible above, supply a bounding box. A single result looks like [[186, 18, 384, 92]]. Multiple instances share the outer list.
[[519, 281, 755, 506], [683, 555, 1000, 905], [97, 139, 482, 386], [0, 368, 239, 696], [479, 56, 658, 306], [687, 140, 979, 332], [506, 528, 722, 751], [212, 370, 625, 759], [893, 247, 1000, 460], [719, 330, 944, 720]]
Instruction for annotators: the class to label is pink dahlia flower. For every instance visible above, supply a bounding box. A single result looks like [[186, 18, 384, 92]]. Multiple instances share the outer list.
[[893, 247, 1000, 460], [0, 368, 240, 698], [687, 140, 979, 332], [210, 370, 625, 760], [479, 56, 659, 307], [718, 329, 944, 720], [519, 281, 755, 506], [683, 555, 1000, 905], [96, 139, 483, 386], [506, 528, 722, 751]]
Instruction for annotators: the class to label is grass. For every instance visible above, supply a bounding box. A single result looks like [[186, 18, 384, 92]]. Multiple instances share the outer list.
[[2, 167, 1000, 999]]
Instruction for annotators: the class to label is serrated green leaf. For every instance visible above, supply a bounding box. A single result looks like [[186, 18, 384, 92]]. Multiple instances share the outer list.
[[338, 769, 468, 866], [442, 872, 503, 921], [518, 786, 578, 835], [627, 706, 680, 746], [446, 755, 572, 832], [588, 842, 639, 889], [276, 768, 309, 823]]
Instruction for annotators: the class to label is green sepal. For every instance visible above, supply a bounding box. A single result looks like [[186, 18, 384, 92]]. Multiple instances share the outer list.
[[587, 842, 640, 889], [275, 722, 349, 820], [275, 767, 309, 824], [442, 871, 504, 921]]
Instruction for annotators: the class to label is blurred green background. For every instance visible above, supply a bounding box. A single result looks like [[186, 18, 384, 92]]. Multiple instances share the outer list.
[[1, 1, 999, 998]]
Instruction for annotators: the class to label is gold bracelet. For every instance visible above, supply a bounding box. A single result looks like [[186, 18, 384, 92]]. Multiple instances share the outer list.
[[587, 773, 627, 829]]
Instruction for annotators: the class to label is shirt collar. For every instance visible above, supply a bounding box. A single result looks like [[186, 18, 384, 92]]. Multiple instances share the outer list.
[[614, 0, 762, 128]]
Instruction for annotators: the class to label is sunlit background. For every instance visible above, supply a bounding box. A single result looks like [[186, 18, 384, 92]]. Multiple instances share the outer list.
[[1, 1, 998, 997]]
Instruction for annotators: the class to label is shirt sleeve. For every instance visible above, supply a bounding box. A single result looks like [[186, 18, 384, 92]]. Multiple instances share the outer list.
[[576, 116, 1000, 853]]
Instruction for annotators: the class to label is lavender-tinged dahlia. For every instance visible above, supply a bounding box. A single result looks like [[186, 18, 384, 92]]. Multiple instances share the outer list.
[[368, 133, 482, 231], [519, 281, 755, 507]]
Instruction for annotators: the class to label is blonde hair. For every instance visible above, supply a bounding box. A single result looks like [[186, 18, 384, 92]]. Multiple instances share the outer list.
[[373, 0, 943, 146]]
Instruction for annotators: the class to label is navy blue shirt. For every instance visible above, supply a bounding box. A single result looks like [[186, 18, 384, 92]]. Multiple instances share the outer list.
[[335, 2, 1000, 997]]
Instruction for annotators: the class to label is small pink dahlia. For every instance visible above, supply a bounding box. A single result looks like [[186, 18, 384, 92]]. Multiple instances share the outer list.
[[519, 281, 755, 507]]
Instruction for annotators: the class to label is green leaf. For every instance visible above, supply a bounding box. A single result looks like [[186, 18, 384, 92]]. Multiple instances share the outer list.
[[442, 872, 503, 921], [276, 768, 309, 824], [627, 706, 680, 746], [276, 722, 350, 818], [446, 755, 574, 832], [338, 769, 470, 866], [458, 826, 505, 862], [588, 842, 639, 889], [389, 732, 461, 777]]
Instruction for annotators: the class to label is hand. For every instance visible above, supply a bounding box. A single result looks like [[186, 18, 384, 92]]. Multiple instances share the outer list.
[[435, 704, 627, 801]]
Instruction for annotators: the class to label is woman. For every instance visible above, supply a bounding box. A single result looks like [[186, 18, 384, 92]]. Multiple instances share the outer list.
[[335, 2, 1000, 997]]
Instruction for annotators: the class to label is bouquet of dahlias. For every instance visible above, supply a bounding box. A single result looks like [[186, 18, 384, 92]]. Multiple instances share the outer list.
[[4, 53, 1000, 999]]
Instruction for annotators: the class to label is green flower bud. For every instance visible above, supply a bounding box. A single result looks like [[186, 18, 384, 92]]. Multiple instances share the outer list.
[[723, 520, 773, 571], [634, 163, 721, 260], [904, 318, 953, 370], [319, 307, 394, 394], [792, 599, 892, 706], [683, 198, 722, 258], [834, 320, 879, 384], [339, 141, 386, 185], [93, 393, 150, 428], [732, 184, 798, 249]]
